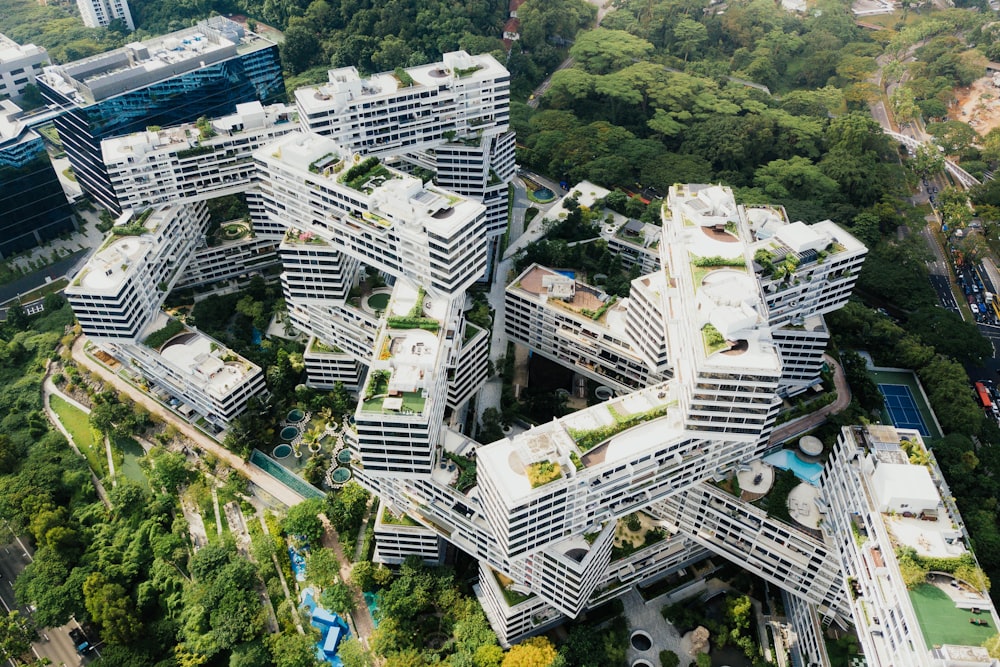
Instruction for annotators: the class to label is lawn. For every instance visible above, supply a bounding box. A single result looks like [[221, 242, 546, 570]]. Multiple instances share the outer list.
[[909, 584, 995, 647], [50, 395, 107, 477]]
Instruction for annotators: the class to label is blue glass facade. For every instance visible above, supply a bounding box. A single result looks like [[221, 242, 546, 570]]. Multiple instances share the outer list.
[[40, 44, 284, 212], [0, 135, 76, 257]]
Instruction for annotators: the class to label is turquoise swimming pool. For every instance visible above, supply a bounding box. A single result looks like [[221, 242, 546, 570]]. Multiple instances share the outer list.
[[763, 449, 823, 486]]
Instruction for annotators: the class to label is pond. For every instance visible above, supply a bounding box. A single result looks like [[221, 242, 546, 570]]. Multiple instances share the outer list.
[[273, 444, 293, 459], [337, 449, 352, 464], [287, 408, 305, 423], [280, 425, 300, 441], [332, 467, 352, 483]]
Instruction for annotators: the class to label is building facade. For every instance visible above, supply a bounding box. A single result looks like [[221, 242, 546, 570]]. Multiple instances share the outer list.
[[0, 35, 48, 101], [0, 101, 76, 257], [76, 0, 134, 30], [38, 17, 282, 212], [66, 201, 266, 425], [295, 51, 516, 240]]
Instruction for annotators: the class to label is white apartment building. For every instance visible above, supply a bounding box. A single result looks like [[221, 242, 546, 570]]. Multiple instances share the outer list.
[[102, 102, 298, 212], [745, 206, 867, 396], [295, 51, 516, 238], [824, 425, 999, 667], [76, 0, 134, 30], [66, 203, 205, 339], [66, 201, 265, 425], [0, 35, 47, 101], [505, 264, 666, 393]]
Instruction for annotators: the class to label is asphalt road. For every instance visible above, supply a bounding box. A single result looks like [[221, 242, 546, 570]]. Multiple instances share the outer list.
[[0, 531, 94, 667]]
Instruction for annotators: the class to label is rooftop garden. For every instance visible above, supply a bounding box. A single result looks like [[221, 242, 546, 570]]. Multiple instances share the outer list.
[[526, 460, 562, 488], [361, 370, 427, 414], [309, 151, 341, 174], [568, 403, 670, 452], [308, 338, 343, 354], [580, 296, 617, 322], [394, 67, 415, 87], [111, 208, 156, 237], [494, 570, 532, 607], [454, 64, 482, 78], [445, 452, 477, 492], [284, 228, 327, 245], [702, 323, 728, 355], [144, 318, 185, 349], [176, 144, 214, 160], [386, 287, 440, 331], [381, 508, 420, 527], [341, 156, 394, 192]]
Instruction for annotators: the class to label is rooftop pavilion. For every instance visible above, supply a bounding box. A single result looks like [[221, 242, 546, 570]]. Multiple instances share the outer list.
[[101, 101, 295, 162], [39, 17, 274, 105], [295, 50, 508, 115], [144, 312, 261, 400]]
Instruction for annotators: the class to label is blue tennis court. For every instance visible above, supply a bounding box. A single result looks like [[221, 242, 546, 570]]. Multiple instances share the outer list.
[[878, 384, 930, 436]]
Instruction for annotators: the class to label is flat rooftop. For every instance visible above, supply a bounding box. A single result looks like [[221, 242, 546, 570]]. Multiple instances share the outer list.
[[39, 17, 274, 105], [261, 132, 482, 237], [102, 102, 295, 163], [0, 34, 45, 63], [477, 382, 683, 507], [146, 313, 261, 400], [359, 281, 447, 417], [664, 184, 780, 372], [68, 207, 168, 294], [296, 50, 507, 114]]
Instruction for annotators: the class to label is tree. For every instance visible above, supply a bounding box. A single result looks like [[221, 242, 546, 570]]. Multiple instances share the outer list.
[[308, 548, 341, 588], [926, 120, 978, 156], [0, 611, 35, 664], [660, 650, 680, 667], [145, 449, 193, 493], [283, 497, 325, 543], [673, 18, 707, 61], [271, 631, 323, 667], [696, 653, 713, 667], [5, 304, 29, 332], [476, 645, 505, 667], [83, 572, 140, 645], [502, 636, 558, 667], [338, 638, 374, 667], [754, 156, 840, 204], [351, 561, 376, 591], [320, 582, 355, 616], [909, 144, 945, 178], [280, 25, 323, 75], [42, 292, 66, 313]]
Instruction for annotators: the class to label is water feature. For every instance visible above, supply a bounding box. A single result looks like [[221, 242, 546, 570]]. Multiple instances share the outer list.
[[287, 408, 305, 423], [762, 449, 823, 486], [364, 591, 381, 628], [249, 450, 325, 499], [533, 187, 555, 202], [280, 425, 300, 441], [337, 449, 352, 464], [332, 467, 352, 483], [273, 444, 293, 459]]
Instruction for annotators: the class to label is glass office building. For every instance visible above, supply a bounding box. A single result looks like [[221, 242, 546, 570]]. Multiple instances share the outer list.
[[0, 102, 75, 258], [38, 17, 283, 212]]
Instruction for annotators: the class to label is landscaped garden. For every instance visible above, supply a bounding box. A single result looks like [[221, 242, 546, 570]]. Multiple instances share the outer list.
[[50, 394, 106, 477]]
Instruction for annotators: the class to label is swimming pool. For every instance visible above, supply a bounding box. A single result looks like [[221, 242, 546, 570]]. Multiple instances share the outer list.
[[762, 449, 823, 486]]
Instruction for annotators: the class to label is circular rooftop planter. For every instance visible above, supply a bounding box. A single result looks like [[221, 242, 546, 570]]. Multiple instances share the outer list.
[[630, 631, 653, 652]]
